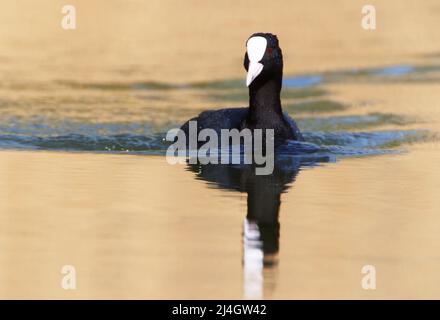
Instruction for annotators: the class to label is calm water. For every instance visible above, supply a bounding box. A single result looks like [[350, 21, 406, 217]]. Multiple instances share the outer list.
[[1, 0, 440, 299]]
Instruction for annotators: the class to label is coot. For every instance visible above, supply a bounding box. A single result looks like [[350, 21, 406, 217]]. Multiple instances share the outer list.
[[180, 33, 303, 146]]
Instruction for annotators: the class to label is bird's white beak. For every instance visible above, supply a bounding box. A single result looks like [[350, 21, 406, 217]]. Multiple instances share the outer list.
[[246, 36, 267, 87], [246, 62, 264, 87]]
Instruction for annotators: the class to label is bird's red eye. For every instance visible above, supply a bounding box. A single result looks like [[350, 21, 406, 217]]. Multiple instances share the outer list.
[[267, 47, 273, 56]]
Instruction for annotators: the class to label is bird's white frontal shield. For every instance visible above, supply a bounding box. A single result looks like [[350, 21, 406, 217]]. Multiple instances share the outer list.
[[246, 36, 267, 86]]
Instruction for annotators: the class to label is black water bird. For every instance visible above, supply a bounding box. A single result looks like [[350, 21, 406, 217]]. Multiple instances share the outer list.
[[180, 33, 303, 147]]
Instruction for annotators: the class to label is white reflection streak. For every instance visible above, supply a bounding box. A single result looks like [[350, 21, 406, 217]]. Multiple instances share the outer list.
[[243, 218, 264, 299]]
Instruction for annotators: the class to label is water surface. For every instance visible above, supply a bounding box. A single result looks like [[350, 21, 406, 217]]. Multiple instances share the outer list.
[[1, 0, 440, 299]]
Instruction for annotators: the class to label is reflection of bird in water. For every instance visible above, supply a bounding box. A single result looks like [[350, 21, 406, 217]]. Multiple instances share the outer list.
[[186, 155, 330, 298]]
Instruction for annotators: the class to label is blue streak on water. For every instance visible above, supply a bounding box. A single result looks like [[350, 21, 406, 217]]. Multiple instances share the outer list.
[[0, 127, 428, 162], [277, 130, 423, 157], [0, 117, 157, 137], [283, 75, 323, 88], [281, 63, 440, 87], [373, 65, 415, 77]]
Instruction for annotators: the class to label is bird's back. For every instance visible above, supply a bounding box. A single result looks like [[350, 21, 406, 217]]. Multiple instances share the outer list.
[[179, 107, 303, 144], [180, 107, 248, 137]]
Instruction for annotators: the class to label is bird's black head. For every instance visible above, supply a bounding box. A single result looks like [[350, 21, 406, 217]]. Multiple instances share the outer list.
[[243, 33, 283, 87]]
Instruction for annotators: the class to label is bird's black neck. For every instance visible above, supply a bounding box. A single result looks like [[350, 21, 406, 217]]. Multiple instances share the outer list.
[[248, 74, 283, 123]]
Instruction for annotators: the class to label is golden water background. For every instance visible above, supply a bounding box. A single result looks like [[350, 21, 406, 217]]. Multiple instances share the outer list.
[[1, 0, 440, 299]]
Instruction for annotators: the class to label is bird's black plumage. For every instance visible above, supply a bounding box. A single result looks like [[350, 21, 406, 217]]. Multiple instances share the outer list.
[[180, 33, 303, 146]]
